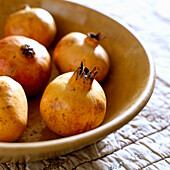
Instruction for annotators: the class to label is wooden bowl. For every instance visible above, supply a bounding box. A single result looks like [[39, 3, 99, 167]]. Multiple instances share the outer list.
[[0, 0, 155, 162]]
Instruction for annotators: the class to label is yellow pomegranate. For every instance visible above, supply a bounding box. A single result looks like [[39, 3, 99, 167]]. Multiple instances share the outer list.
[[40, 62, 106, 136], [0, 76, 28, 142], [53, 32, 110, 82], [4, 5, 57, 47]]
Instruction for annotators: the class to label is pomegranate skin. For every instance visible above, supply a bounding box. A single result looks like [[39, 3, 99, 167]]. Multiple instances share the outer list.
[[0, 76, 28, 142], [53, 32, 110, 82], [40, 64, 106, 136], [4, 5, 57, 47], [0, 35, 52, 96]]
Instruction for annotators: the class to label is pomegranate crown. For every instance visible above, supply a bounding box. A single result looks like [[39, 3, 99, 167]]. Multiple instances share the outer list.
[[76, 62, 98, 83], [87, 32, 105, 42], [20, 44, 35, 58]]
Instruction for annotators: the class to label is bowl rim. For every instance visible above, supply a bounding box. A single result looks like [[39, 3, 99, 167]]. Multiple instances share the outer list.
[[0, 0, 156, 155]]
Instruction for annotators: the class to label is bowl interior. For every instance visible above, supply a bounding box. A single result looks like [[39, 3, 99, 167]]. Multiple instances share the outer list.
[[0, 0, 155, 162]]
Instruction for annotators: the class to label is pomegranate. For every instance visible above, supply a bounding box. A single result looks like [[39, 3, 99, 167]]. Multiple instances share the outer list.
[[53, 32, 110, 82], [0, 35, 52, 96], [4, 5, 57, 47], [0, 76, 28, 142], [40, 62, 106, 136]]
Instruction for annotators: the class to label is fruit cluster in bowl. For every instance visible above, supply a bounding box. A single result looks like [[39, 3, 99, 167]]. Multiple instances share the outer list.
[[0, 5, 110, 142]]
